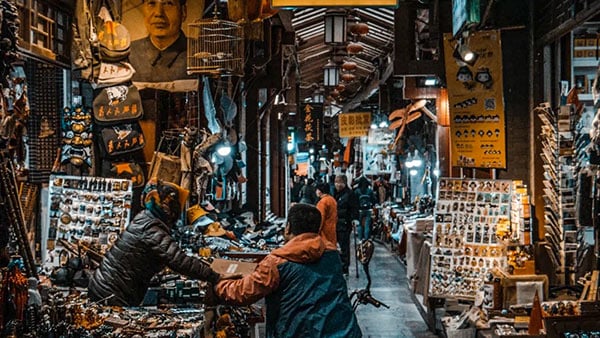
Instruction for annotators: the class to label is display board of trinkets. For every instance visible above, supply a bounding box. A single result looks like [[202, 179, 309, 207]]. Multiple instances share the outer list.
[[45, 175, 133, 268], [429, 178, 512, 299]]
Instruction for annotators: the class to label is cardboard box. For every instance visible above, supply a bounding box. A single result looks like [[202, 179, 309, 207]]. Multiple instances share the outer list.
[[211, 258, 258, 276]]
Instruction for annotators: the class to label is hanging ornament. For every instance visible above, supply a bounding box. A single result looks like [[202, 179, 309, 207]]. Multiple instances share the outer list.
[[342, 61, 357, 72], [350, 22, 369, 36], [346, 42, 363, 55], [341, 73, 356, 82], [336, 83, 346, 92]]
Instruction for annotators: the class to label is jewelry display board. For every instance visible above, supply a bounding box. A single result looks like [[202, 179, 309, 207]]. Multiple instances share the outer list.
[[429, 178, 511, 299], [45, 175, 133, 268]]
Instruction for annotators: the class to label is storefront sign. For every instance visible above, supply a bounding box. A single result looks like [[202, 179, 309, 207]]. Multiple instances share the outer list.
[[299, 103, 323, 143], [338, 112, 371, 138], [443, 30, 506, 169], [271, 0, 397, 7]]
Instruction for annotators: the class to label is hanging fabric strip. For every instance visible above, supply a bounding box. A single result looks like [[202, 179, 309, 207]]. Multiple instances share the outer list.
[[203, 76, 221, 134]]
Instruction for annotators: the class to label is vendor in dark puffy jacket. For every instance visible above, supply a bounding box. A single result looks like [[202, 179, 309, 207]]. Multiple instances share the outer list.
[[88, 178, 221, 306], [215, 203, 362, 338]]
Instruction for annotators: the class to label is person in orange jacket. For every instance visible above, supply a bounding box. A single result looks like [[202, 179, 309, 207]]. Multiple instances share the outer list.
[[213, 203, 361, 338], [315, 182, 338, 250]]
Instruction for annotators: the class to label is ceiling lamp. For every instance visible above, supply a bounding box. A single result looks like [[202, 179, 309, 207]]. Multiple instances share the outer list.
[[324, 10, 347, 45], [342, 60, 357, 72], [341, 73, 356, 82], [350, 22, 369, 36], [346, 42, 363, 55], [323, 59, 340, 87]]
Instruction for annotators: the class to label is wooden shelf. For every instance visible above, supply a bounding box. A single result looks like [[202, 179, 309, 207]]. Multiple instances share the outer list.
[[573, 58, 600, 67]]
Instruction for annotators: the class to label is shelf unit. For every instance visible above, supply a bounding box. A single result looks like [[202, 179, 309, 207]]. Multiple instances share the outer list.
[[572, 22, 599, 105], [537, 103, 577, 284]]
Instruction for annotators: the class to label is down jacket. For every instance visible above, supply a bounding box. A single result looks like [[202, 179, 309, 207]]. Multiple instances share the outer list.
[[215, 233, 362, 338], [88, 210, 220, 306]]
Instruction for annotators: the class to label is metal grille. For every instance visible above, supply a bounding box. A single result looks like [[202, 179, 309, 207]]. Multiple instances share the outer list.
[[26, 60, 62, 183], [187, 19, 244, 76]]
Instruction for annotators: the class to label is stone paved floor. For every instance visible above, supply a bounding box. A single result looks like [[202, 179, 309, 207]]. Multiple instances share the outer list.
[[346, 241, 439, 338]]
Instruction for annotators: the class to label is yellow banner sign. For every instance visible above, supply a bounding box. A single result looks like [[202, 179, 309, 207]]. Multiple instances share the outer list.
[[339, 112, 371, 138], [272, 0, 397, 7], [443, 30, 506, 169]]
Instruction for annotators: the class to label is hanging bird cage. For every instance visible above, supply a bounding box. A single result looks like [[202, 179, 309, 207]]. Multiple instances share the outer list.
[[187, 19, 244, 77]]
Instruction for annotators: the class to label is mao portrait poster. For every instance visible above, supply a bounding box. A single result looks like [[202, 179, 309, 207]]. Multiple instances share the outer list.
[[122, 0, 203, 92], [443, 30, 506, 169]]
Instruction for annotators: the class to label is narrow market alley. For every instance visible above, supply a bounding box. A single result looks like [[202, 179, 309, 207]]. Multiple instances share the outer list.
[[348, 242, 438, 338]]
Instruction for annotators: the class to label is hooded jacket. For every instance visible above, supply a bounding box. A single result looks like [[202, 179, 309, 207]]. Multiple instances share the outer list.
[[215, 233, 362, 338], [316, 193, 338, 249], [88, 210, 220, 306]]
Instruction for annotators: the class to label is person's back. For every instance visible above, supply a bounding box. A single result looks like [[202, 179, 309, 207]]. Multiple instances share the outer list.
[[215, 203, 361, 338], [266, 248, 358, 337]]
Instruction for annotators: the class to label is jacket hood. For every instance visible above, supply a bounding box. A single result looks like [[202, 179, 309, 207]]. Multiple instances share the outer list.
[[271, 233, 325, 264]]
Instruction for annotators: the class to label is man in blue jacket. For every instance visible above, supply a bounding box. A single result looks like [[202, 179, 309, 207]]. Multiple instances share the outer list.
[[214, 203, 362, 338]]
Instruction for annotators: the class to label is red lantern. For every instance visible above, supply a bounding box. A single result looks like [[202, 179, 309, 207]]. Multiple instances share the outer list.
[[346, 42, 363, 55], [342, 61, 357, 72], [350, 22, 369, 36], [331, 89, 340, 98], [341, 73, 356, 82], [336, 83, 346, 92]]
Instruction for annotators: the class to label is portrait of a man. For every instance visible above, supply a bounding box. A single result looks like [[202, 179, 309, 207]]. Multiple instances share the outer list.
[[124, 0, 201, 91]]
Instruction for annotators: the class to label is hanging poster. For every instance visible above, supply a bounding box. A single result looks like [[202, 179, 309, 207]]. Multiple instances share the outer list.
[[122, 0, 203, 92], [362, 139, 394, 175], [298, 103, 323, 143], [443, 30, 506, 169], [339, 112, 371, 138]]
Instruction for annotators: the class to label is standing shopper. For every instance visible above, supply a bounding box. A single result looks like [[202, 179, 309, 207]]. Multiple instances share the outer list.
[[334, 175, 359, 276], [213, 203, 362, 338], [354, 176, 376, 241], [299, 178, 317, 204], [316, 182, 338, 249]]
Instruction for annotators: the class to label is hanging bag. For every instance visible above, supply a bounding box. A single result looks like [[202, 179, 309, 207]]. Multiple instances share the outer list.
[[93, 84, 143, 124], [99, 122, 145, 157]]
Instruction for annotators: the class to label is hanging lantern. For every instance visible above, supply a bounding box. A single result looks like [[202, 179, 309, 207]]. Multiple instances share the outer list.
[[350, 22, 369, 36], [336, 83, 346, 92], [323, 59, 340, 87], [324, 10, 347, 45], [341, 72, 356, 82], [346, 42, 363, 55], [313, 91, 324, 103], [330, 89, 340, 98], [437, 88, 450, 127], [342, 60, 357, 72]]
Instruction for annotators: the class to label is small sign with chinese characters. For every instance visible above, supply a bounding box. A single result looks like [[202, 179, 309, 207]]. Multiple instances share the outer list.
[[338, 112, 371, 138], [299, 103, 323, 143]]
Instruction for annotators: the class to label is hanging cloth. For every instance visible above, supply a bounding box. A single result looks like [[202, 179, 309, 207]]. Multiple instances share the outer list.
[[220, 91, 238, 125], [203, 76, 221, 134]]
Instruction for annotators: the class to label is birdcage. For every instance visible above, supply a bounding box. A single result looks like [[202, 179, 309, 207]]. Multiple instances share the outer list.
[[187, 19, 244, 77]]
